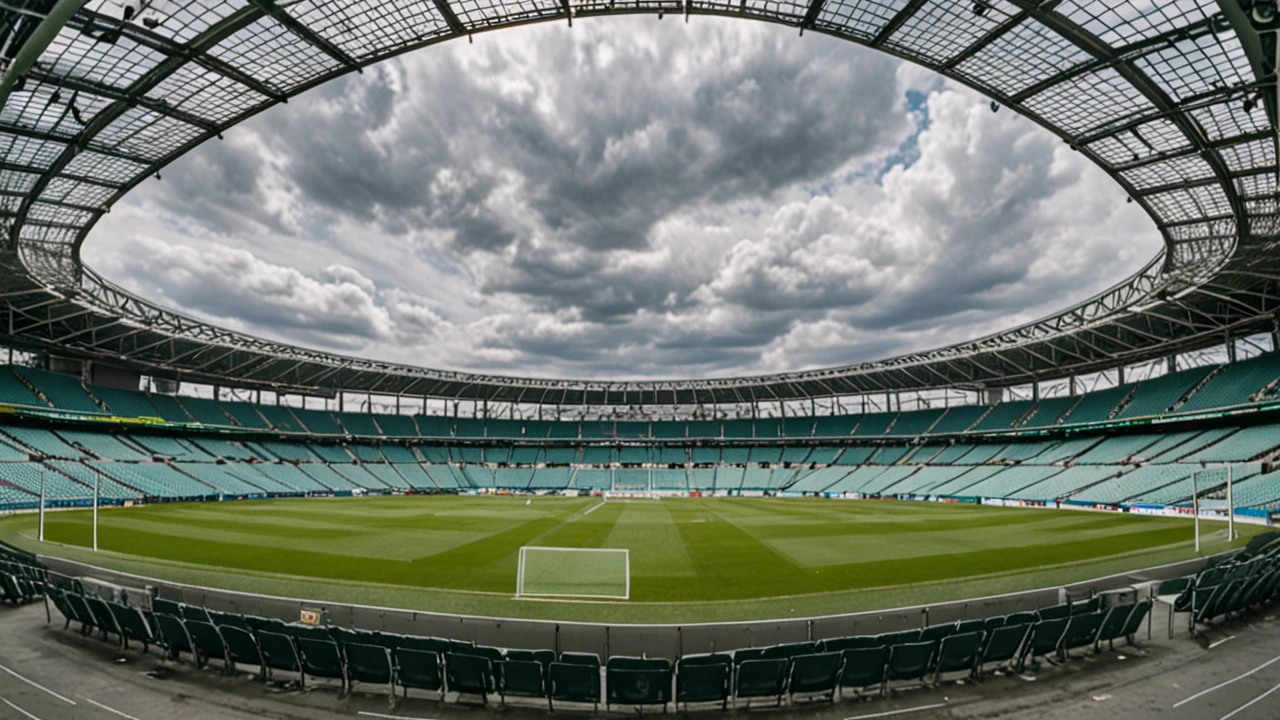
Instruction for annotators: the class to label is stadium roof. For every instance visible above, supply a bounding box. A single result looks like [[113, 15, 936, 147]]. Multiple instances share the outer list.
[[0, 0, 1278, 406]]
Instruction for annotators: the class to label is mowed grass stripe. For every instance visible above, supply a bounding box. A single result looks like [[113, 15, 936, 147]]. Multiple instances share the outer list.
[[666, 501, 810, 601], [601, 501, 698, 585], [408, 498, 593, 592]]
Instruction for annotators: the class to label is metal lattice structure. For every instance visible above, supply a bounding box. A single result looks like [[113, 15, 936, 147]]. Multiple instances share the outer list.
[[0, 0, 1278, 406]]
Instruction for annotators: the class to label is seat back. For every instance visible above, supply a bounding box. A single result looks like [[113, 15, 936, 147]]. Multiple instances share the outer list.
[[820, 635, 880, 652], [180, 604, 212, 624], [1095, 604, 1134, 643], [1025, 617, 1070, 658], [345, 642, 393, 684], [183, 620, 227, 661], [394, 648, 443, 692], [446, 652, 494, 695], [980, 623, 1029, 664], [920, 623, 956, 643], [557, 651, 600, 667], [787, 652, 842, 695], [218, 625, 262, 667], [1121, 598, 1152, 637], [886, 640, 937, 681], [549, 661, 601, 704], [1036, 603, 1071, 621], [839, 646, 889, 689], [734, 658, 788, 699], [155, 613, 192, 654], [935, 631, 984, 674], [607, 663, 673, 706], [675, 658, 730, 704], [257, 631, 300, 673], [498, 659, 546, 698], [1062, 611, 1106, 650], [297, 637, 345, 681]]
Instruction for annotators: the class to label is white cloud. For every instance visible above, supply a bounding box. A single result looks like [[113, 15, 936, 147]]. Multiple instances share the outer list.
[[83, 17, 1160, 380]]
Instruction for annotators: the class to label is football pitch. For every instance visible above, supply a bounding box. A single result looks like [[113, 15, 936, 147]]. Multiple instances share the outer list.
[[0, 495, 1257, 622]]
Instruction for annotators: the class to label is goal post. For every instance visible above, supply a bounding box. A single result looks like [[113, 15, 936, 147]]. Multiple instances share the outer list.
[[516, 546, 630, 599]]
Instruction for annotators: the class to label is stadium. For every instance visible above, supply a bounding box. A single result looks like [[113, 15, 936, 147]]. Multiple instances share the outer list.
[[2, 0, 1280, 719]]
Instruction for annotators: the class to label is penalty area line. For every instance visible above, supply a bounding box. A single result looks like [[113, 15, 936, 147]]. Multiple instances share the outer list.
[[843, 702, 948, 720], [583, 500, 607, 516]]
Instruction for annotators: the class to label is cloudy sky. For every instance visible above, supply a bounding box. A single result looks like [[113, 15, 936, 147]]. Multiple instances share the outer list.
[[85, 17, 1159, 381]]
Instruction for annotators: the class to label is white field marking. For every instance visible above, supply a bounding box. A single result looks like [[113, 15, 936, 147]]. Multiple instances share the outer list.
[[83, 698, 143, 720], [0, 663, 75, 705], [842, 702, 948, 720], [357, 711, 440, 720], [1, 697, 42, 720], [582, 500, 607, 516], [1220, 682, 1280, 720], [1209, 635, 1237, 649], [1173, 654, 1280, 708]]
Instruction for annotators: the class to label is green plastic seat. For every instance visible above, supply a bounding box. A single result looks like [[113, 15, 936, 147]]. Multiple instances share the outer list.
[[345, 642, 393, 696], [606, 657, 672, 710], [446, 652, 494, 700], [920, 623, 957, 643], [297, 637, 348, 693], [675, 656, 731, 709], [46, 588, 79, 631], [498, 659, 546, 705], [558, 651, 600, 667], [549, 661, 601, 710], [106, 601, 156, 652], [394, 648, 444, 700], [218, 625, 264, 678], [787, 652, 842, 702], [820, 635, 881, 652], [84, 596, 121, 643], [885, 640, 937, 694], [1061, 611, 1106, 656], [1119, 599, 1152, 643], [1020, 618, 1069, 671], [876, 629, 922, 646], [505, 648, 555, 675], [395, 635, 451, 655], [978, 624, 1028, 676], [1004, 611, 1038, 626], [1037, 603, 1071, 621], [65, 593, 99, 636], [933, 631, 984, 683], [734, 658, 788, 706], [256, 630, 303, 686], [151, 597, 182, 618], [180, 604, 212, 624], [839, 646, 889, 697], [154, 613, 192, 660], [184, 620, 230, 672]]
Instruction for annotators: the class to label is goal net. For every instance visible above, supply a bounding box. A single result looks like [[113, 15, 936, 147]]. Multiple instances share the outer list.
[[516, 546, 630, 599]]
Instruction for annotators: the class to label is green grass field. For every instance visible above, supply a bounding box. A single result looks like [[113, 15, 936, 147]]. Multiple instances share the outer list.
[[0, 495, 1259, 622]]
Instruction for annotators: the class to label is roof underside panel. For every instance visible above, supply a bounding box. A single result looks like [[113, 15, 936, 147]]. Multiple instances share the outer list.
[[0, 0, 1276, 404]]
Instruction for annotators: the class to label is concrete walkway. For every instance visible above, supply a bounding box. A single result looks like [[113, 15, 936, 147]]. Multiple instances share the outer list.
[[0, 600, 1277, 720]]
